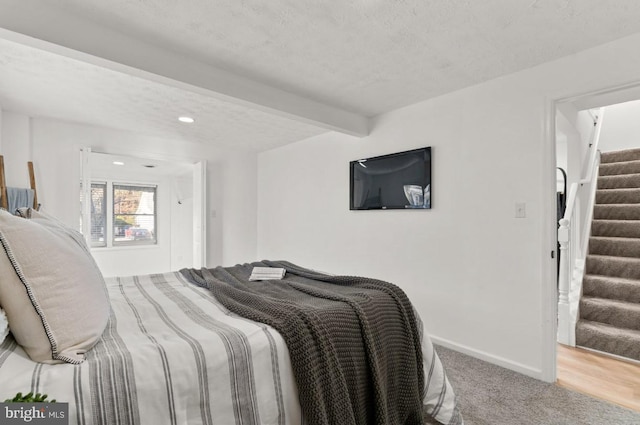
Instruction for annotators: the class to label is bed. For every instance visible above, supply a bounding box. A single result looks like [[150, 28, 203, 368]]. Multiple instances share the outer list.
[[0, 210, 462, 425]]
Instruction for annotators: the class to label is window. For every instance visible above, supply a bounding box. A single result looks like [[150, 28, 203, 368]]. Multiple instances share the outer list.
[[83, 182, 157, 247], [113, 184, 157, 245], [90, 183, 107, 247]]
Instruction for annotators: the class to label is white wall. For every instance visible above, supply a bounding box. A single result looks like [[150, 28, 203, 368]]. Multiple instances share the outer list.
[[171, 171, 194, 270], [258, 32, 640, 380], [203, 152, 258, 267], [0, 115, 259, 271], [599, 99, 640, 152], [0, 111, 31, 187], [576, 110, 599, 176], [220, 153, 258, 265], [556, 104, 598, 187]]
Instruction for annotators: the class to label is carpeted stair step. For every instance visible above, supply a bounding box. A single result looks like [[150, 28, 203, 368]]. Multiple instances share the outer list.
[[599, 159, 640, 176], [579, 296, 640, 331], [588, 236, 640, 258], [583, 274, 640, 303], [576, 319, 640, 361], [593, 204, 640, 220], [601, 148, 640, 164], [597, 174, 640, 189], [591, 220, 640, 238], [596, 188, 640, 204], [575, 148, 640, 363], [585, 255, 640, 280]]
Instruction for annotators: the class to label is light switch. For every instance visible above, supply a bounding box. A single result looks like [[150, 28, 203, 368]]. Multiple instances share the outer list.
[[515, 202, 526, 218]]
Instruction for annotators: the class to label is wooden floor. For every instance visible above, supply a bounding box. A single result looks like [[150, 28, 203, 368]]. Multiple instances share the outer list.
[[556, 344, 640, 412]]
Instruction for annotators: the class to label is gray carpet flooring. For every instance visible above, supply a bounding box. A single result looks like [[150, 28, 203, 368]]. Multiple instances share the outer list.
[[577, 148, 640, 360], [434, 345, 640, 425]]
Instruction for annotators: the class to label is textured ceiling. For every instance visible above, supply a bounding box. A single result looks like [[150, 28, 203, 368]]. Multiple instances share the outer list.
[[2, 0, 640, 151], [0, 38, 327, 151], [91, 152, 194, 178], [48, 0, 640, 116]]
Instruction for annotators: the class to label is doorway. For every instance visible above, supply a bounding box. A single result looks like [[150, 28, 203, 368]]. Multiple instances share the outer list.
[[80, 149, 206, 277], [550, 85, 640, 411]]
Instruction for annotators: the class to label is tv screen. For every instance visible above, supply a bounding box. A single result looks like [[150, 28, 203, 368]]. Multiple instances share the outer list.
[[350, 147, 431, 210]]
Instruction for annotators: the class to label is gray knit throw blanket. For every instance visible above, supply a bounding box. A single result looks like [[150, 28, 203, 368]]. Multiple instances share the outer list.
[[181, 260, 425, 425]]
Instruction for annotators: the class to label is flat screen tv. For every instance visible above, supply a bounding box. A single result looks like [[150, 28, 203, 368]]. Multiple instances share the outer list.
[[350, 147, 431, 210]]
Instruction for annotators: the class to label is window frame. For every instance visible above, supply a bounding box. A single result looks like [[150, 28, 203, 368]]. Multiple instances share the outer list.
[[111, 182, 158, 247], [84, 180, 159, 249]]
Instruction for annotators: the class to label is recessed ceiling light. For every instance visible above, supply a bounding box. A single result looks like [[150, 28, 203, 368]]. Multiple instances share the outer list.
[[178, 116, 194, 123], [113, 161, 125, 166]]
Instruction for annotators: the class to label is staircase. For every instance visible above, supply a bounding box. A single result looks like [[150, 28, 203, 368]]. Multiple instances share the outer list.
[[575, 148, 640, 361]]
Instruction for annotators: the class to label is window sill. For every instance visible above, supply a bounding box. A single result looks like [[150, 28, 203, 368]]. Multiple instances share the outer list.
[[90, 244, 160, 252]]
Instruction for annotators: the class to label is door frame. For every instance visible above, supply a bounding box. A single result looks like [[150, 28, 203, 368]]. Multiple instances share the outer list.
[[543, 80, 640, 382]]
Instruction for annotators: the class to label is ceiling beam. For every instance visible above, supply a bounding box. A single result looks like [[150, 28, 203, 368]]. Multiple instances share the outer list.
[[0, 1, 369, 137]]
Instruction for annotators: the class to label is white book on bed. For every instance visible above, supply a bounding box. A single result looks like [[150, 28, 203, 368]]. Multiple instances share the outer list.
[[249, 267, 286, 281]]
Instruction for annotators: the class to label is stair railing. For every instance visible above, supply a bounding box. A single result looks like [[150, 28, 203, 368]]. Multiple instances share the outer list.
[[557, 108, 604, 346]]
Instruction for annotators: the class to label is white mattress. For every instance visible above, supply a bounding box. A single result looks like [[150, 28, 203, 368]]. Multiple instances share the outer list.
[[0, 271, 461, 425]]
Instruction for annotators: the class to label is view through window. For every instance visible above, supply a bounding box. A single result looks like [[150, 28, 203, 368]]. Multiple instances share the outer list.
[[113, 184, 157, 245], [90, 183, 107, 247], [82, 182, 157, 247]]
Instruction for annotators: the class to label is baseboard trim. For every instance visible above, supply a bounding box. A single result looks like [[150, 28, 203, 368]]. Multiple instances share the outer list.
[[576, 344, 640, 366], [430, 335, 544, 381]]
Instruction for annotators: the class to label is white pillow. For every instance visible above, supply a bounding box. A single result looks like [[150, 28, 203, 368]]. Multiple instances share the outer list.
[[0, 308, 8, 345], [0, 208, 110, 364]]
